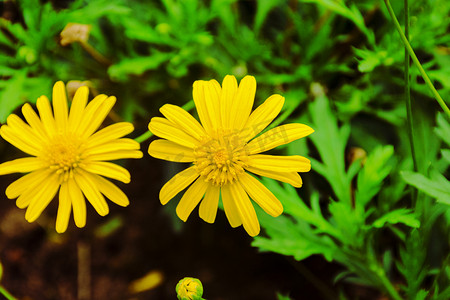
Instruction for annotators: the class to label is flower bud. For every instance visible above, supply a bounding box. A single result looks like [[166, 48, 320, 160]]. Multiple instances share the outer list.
[[176, 277, 204, 300]]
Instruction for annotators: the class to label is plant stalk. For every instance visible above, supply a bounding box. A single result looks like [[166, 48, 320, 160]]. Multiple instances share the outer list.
[[383, 0, 450, 119], [0, 285, 16, 300]]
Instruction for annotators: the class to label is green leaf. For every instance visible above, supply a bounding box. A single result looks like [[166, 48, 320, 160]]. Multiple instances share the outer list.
[[355, 145, 394, 207], [396, 230, 428, 299], [276, 293, 292, 300], [402, 170, 450, 205], [108, 53, 173, 81], [372, 208, 420, 228], [435, 113, 450, 146], [309, 94, 352, 204], [328, 201, 365, 247]]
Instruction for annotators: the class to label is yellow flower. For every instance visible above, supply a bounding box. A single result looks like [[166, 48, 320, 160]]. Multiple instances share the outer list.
[[148, 75, 313, 236], [0, 82, 143, 233]]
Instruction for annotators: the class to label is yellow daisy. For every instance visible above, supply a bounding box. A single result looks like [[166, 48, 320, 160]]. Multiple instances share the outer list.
[[0, 82, 143, 233], [148, 75, 313, 236]]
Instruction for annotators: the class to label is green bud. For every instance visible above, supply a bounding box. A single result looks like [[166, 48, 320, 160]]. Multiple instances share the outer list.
[[176, 277, 204, 300]]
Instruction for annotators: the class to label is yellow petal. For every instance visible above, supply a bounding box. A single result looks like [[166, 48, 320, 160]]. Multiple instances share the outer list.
[[92, 174, 129, 207], [82, 161, 131, 183], [67, 177, 86, 228], [160, 104, 206, 140], [160, 166, 199, 205], [230, 76, 256, 130], [56, 181, 72, 233], [25, 173, 60, 222], [229, 182, 260, 236], [248, 154, 311, 173], [52, 81, 69, 129], [239, 172, 283, 217], [220, 184, 242, 228], [6, 169, 52, 200], [148, 117, 199, 149], [0, 157, 44, 175], [76, 94, 108, 136], [84, 138, 140, 157], [68, 86, 89, 132], [81, 96, 116, 138], [87, 122, 134, 148], [220, 75, 238, 129], [203, 80, 221, 129], [246, 123, 314, 154], [199, 184, 220, 223], [240, 94, 284, 142], [193, 80, 214, 134], [36, 95, 56, 136], [74, 169, 109, 216], [176, 177, 208, 222], [87, 150, 143, 161], [0, 125, 41, 156], [6, 114, 43, 147], [148, 139, 195, 163], [22, 103, 49, 140], [245, 165, 303, 187]]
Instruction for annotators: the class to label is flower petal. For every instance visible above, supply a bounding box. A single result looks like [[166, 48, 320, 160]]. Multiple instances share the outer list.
[[176, 177, 208, 222], [193, 80, 216, 134], [22, 103, 49, 140], [248, 154, 311, 173], [92, 174, 129, 207], [25, 173, 60, 222], [229, 182, 260, 236], [240, 94, 284, 142], [81, 96, 116, 138], [245, 123, 314, 154], [7, 169, 53, 200], [245, 165, 303, 187], [148, 117, 199, 148], [36, 95, 56, 136], [148, 139, 195, 163], [87, 150, 143, 161], [160, 166, 199, 205], [75, 94, 108, 136], [199, 184, 220, 223], [52, 81, 69, 129], [220, 75, 238, 129], [67, 177, 86, 228], [84, 138, 141, 157], [230, 76, 256, 130], [56, 181, 72, 233], [0, 125, 41, 156], [239, 172, 283, 217], [74, 169, 109, 216], [0, 157, 44, 175], [82, 161, 131, 183], [160, 104, 206, 140], [86, 122, 134, 148], [220, 184, 242, 228], [68, 86, 89, 132]]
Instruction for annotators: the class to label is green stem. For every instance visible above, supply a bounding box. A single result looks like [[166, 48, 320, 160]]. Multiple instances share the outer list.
[[403, 0, 417, 173], [134, 99, 195, 144], [0, 285, 16, 300], [383, 0, 450, 119], [376, 267, 403, 300]]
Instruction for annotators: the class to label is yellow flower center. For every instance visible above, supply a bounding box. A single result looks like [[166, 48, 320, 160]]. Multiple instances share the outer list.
[[194, 130, 248, 186], [43, 134, 84, 181]]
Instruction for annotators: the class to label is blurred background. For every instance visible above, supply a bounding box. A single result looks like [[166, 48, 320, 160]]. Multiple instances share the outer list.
[[0, 0, 449, 299]]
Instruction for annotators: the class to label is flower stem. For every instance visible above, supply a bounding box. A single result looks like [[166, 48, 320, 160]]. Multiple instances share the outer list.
[[134, 99, 195, 144], [376, 267, 403, 300], [403, 0, 417, 173], [383, 0, 450, 119], [0, 285, 16, 300]]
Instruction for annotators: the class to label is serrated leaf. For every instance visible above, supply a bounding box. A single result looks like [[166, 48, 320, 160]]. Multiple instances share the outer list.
[[108, 53, 173, 81], [372, 208, 420, 228], [355, 145, 394, 207], [402, 170, 450, 205]]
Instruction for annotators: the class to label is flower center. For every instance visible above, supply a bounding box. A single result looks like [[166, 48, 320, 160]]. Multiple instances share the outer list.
[[43, 134, 83, 181], [194, 130, 248, 186]]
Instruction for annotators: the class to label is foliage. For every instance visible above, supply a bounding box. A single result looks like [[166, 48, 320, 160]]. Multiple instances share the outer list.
[[0, 0, 449, 299]]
